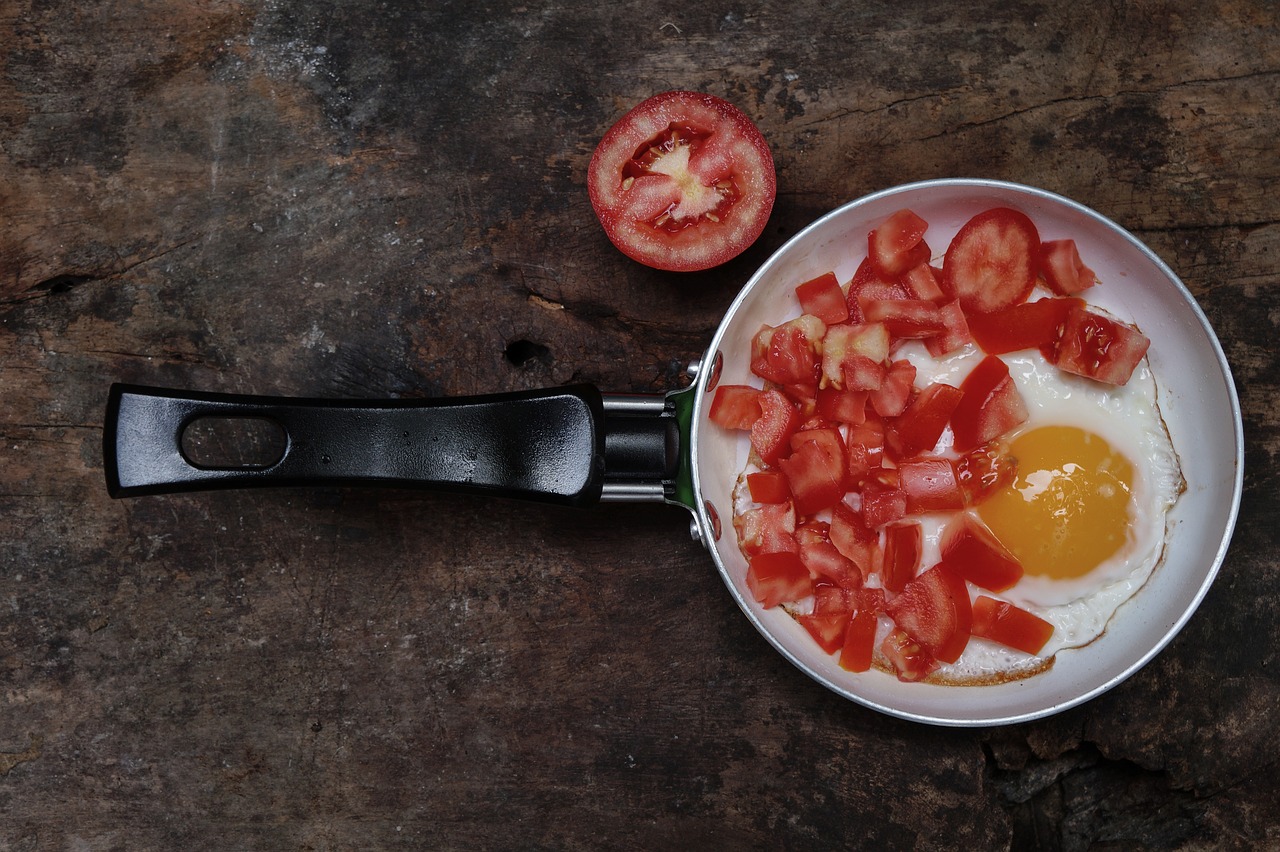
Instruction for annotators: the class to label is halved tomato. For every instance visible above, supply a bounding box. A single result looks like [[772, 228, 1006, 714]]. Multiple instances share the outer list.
[[587, 91, 776, 272]]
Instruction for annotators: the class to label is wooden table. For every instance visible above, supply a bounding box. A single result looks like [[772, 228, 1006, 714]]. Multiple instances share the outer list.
[[3, 1, 1277, 847]]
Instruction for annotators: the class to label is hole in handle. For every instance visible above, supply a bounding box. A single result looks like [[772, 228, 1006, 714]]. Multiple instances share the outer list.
[[180, 415, 288, 470]]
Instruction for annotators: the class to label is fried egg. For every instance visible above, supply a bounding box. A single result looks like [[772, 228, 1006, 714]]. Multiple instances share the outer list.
[[901, 331, 1185, 683]]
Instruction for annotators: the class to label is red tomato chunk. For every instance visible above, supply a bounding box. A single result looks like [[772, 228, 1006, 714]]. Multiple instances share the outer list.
[[971, 595, 1054, 655]]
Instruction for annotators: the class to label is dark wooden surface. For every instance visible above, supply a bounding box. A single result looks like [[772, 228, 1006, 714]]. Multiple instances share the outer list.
[[2, 1, 1277, 849]]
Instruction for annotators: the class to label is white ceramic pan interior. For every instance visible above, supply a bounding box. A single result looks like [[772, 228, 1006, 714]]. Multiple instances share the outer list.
[[689, 179, 1243, 726]]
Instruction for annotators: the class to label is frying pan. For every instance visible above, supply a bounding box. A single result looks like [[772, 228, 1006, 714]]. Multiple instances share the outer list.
[[104, 179, 1243, 726]]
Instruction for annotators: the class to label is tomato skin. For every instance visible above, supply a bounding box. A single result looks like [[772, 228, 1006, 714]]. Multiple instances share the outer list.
[[708, 384, 761, 430], [746, 551, 812, 608], [869, 209, 931, 278], [587, 91, 776, 272], [839, 588, 885, 673], [923, 300, 973, 358], [939, 513, 1022, 592], [955, 443, 1017, 506], [746, 470, 790, 504], [846, 257, 909, 322], [971, 595, 1054, 655], [882, 521, 922, 593], [943, 207, 1041, 314], [861, 298, 947, 339]]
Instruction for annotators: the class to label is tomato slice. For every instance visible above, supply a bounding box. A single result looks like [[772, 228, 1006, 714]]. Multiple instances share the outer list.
[[943, 208, 1041, 314], [939, 513, 1022, 592], [1047, 306, 1151, 386], [708, 384, 761, 430], [587, 91, 776, 272], [971, 595, 1055, 655], [795, 272, 850, 325], [746, 551, 812, 608], [966, 297, 1083, 355], [749, 388, 801, 466], [886, 563, 972, 664], [950, 355, 1029, 453], [1038, 239, 1097, 296]]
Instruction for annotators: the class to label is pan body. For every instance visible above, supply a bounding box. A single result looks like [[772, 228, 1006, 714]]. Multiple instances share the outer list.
[[688, 179, 1243, 726]]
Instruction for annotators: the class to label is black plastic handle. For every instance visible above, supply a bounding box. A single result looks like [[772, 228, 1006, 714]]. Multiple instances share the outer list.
[[104, 383, 677, 506]]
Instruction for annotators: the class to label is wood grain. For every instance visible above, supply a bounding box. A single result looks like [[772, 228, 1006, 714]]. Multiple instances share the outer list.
[[2, 0, 1278, 848]]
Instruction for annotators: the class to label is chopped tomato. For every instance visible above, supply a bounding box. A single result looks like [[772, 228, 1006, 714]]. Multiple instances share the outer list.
[[899, 457, 964, 514], [708, 384, 761, 430], [862, 478, 907, 529], [799, 539, 861, 590], [779, 429, 847, 515], [955, 443, 1017, 506], [749, 389, 801, 466], [902, 262, 945, 301], [868, 209, 931, 278], [842, 355, 887, 392], [860, 298, 947, 339], [1038, 239, 1097, 295], [845, 421, 886, 484], [751, 316, 825, 386], [839, 588, 885, 672], [868, 359, 916, 418], [1047, 306, 1150, 386], [795, 272, 850, 325], [886, 563, 972, 664], [880, 629, 940, 682], [971, 595, 1055, 655], [816, 386, 868, 425], [846, 257, 909, 322], [799, 585, 854, 652], [923, 300, 973, 358], [887, 382, 964, 458], [734, 502, 798, 558], [950, 355, 1029, 453], [746, 470, 790, 504], [943, 207, 1040, 314], [882, 522, 922, 593], [829, 501, 878, 577], [746, 551, 812, 608], [587, 91, 776, 272], [966, 297, 1083, 355], [822, 322, 890, 388], [939, 513, 1022, 592]]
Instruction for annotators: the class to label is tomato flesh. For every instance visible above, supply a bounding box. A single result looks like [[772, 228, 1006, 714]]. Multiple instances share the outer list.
[[746, 551, 812, 608], [971, 595, 1054, 655], [943, 208, 1040, 314], [886, 563, 972, 664], [588, 91, 776, 272], [939, 513, 1023, 592]]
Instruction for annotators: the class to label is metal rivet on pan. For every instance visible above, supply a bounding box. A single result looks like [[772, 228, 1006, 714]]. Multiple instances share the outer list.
[[703, 500, 722, 542]]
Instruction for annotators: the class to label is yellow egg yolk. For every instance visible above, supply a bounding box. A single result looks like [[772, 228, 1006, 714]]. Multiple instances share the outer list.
[[977, 426, 1134, 580]]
